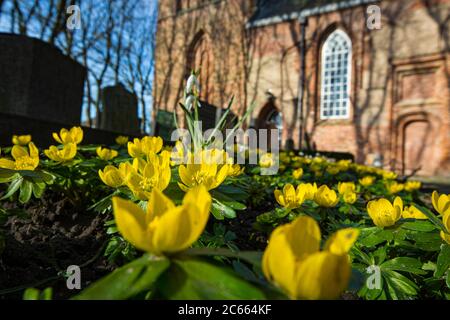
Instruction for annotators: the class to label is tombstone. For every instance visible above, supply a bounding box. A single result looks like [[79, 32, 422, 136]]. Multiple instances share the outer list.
[[197, 100, 237, 131], [154, 110, 176, 141], [0, 33, 86, 124], [100, 84, 140, 135]]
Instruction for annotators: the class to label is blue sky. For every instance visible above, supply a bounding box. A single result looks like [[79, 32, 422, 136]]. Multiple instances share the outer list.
[[0, 0, 159, 132]]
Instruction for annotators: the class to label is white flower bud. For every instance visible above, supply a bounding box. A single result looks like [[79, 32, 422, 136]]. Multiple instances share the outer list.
[[186, 74, 199, 94], [185, 95, 195, 111]]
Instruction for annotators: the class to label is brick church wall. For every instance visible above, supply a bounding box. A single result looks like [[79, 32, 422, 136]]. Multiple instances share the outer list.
[[153, 0, 450, 176]]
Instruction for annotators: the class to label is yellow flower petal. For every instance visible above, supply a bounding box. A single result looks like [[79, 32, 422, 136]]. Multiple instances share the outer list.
[[0, 159, 15, 169], [150, 206, 191, 254], [11, 145, 28, 160], [287, 215, 321, 260], [262, 225, 297, 296], [274, 189, 285, 207], [148, 188, 175, 222], [324, 228, 360, 255], [52, 132, 63, 144], [179, 165, 191, 187], [295, 252, 351, 300], [112, 197, 152, 252], [99, 166, 123, 188]]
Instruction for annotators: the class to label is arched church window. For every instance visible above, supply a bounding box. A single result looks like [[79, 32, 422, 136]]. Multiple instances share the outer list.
[[320, 29, 352, 119]]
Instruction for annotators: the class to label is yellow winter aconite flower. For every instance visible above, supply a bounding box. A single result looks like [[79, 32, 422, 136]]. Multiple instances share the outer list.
[[338, 182, 356, 195], [52, 126, 83, 145], [274, 184, 306, 209], [402, 206, 427, 220], [170, 140, 185, 166], [259, 153, 274, 168], [314, 185, 339, 207], [292, 168, 303, 179], [382, 170, 397, 180], [128, 136, 163, 158], [359, 176, 375, 187], [336, 160, 351, 171], [178, 149, 230, 192], [99, 162, 133, 188], [367, 197, 403, 227], [404, 181, 421, 192], [0, 142, 39, 171], [311, 163, 322, 174], [279, 152, 291, 164], [127, 151, 171, 200], [115, 136, 129, 145], [228, 164, 244, 177], [44, 143, 77, 163], [298, 182, 317, 200], [431, 191, 450, 215], [385, 181, 404, 194], [312, 157, 326, 164], [262, 215, 359, 300], [326, 165, 340, 175], [343, 192, 357, 204], [96, 147, 118, 161], [112, 186, 211, 255], [440, 210, 450, 244], [12, 135, 31, 146]]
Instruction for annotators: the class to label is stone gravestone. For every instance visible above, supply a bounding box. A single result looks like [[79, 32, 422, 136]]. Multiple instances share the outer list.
[[197, 100, 237, 131], [100, 84, 140, 135], [154, 110, 176, 141], [0, 33, 86, 124]]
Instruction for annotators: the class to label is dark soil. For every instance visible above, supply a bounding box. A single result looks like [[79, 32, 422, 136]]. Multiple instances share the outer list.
[[0, 193, 114, 300], [225, 202, 273, 251]]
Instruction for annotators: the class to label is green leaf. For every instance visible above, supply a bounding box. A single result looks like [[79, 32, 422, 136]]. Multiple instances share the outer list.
[[257, 208, 290, 225], [0, 168, 18, 183], [88, 193, 114, 214], [422, 261, 436, 272], [74, 255, 170, 300], [211, 199, 236, 219], [381, 257, 426, 275], [434, 244, 450, 278], [1, 177, 23, 200], [358, 229, 393, 247], [23, 288, 40, 300], [414, 239, 443, 252], [412, 203, 446, 232], [185, 248, 263, 269], [216, 184, 249, 201], [402, 220, 436, 232], [232, 260, 262, 284], [159, 258, 266, 299], [406, 231, 443, 251], [32, 182, 46, 198], [373, 246, 387, 265], [19, 180, 33, 204], [40, 287, 53, 300], [22, 287, 52, 300], [383, 270, 418, 298], [211, 190, 246, 210], [351, 245, 373, 266], [16, 170, 54, 184]]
